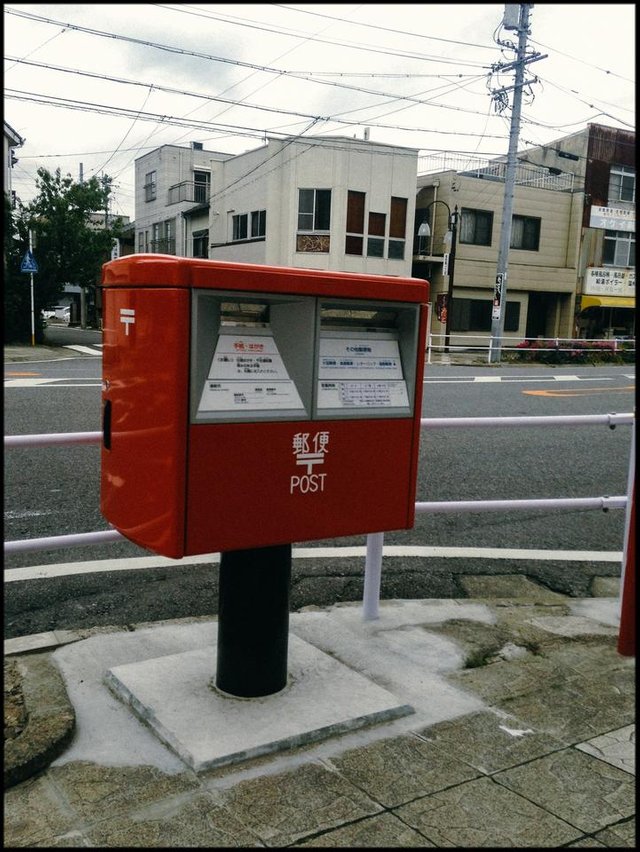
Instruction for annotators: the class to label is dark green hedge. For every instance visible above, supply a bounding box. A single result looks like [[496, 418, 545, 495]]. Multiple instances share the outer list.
[[506, 339, 636, 365]]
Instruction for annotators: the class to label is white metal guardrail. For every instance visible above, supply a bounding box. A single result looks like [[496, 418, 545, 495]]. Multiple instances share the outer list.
[[426, 333, 636, 364], [4, 413, 635, 626], [5, 414, 633, 540]]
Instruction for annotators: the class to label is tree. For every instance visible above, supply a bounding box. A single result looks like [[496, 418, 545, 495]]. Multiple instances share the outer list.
[[4, 168, 123, 343]]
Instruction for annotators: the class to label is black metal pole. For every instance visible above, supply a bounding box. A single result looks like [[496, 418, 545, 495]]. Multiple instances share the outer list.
[[215, 544, 291, 697], [444, 205, 458, 354]]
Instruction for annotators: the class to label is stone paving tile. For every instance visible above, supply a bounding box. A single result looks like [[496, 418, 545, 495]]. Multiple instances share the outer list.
[[566, 837, 607, 847], [542, 643, 636, 680], [526, 616, 618, 637], [576, 725, 635, 775], [594, 817, 636, 847], [86, 792, 264, 847], [450, 654, 568, 703], [497, 677, 635, 744], [590, 577, 620, 597], [459, 574, 569, 603], [416, 710, 566, 774], [47, 762, 199, 822], [494, 748, 636, 834], [327, 732, 480, 808], [3, 774, 81, 847], [293, 812, 433, 847], [211, 762, 382, 847], [394, 776, 581, 847]]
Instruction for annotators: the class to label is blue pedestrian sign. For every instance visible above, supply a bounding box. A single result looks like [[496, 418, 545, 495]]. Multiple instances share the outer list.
[[21, 251, 38, 273]]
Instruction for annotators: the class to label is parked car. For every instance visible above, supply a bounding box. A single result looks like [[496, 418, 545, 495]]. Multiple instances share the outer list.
[[42, 305, 71, 323], [54, 306, 71, 322]]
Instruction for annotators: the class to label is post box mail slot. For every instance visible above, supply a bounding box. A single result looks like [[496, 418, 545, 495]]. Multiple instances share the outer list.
[[100, 255, 429, 558]]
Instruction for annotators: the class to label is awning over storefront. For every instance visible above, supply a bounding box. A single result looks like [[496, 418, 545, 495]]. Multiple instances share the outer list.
[[580, 295, 635, 310]]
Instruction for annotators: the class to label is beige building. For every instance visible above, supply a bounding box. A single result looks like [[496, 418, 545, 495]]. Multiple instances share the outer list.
[[133, 124, 634, 345], [414, 123, 635, 348]]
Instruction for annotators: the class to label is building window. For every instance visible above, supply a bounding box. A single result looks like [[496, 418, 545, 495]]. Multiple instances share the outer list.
[[232, 214, 248, 241], [137, 230, 149, 253], [345, 190, 365, 255], [367, 211, 386, 257], [192, 229, 208, 258], [193, 170, 210, 204], [603, 230, 635, 266], [451, 299, 520, 332], [251, 209, 266, 238], [388, 196, 407, 260], [608, 165, 635, 204], [459, 209, 493, 246], [144, 171, 157, 202], [511, 215, 540, 251], [298, 188, 331, 231], [150, 219, 175, 254]]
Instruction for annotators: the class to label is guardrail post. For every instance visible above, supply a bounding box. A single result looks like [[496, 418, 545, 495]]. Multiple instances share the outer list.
[[617, 483, 635, 657], [363, 532, 384, 620], [617, 418, 635, 657]]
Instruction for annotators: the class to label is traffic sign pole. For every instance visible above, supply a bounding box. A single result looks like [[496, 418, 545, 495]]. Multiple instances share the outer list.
[[21, 231, 39, 346], [29, 231, 35, 346]]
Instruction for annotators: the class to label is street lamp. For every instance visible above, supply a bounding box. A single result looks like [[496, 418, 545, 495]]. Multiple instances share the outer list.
[[418, 200, 459, 353]]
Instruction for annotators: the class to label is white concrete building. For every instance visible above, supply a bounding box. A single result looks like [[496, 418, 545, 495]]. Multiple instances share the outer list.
[[134, 135, 419, 279], [3, 120, 24, 206]]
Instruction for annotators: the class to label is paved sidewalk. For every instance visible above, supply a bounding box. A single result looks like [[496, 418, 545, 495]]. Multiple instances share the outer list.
[[4, 344, 77, 363], [4, 575, 635, 847]]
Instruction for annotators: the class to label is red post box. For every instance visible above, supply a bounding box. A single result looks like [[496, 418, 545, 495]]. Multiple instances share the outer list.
[[100, 255, 429, 559]]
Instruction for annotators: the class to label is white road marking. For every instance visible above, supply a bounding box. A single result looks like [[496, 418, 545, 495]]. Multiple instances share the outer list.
[[63, 345, 103, 355], [423, 376, 617, 384], [3, 545, 623, 583], [4, 378, 101, 387]]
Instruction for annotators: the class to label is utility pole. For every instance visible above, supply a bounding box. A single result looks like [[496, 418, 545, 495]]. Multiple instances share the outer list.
[[488, 4, 545, 363]]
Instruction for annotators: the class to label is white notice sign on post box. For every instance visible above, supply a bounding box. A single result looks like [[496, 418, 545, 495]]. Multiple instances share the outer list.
[[198, 331, 305, 412]]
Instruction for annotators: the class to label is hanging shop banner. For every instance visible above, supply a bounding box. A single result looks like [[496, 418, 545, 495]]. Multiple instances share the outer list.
[[584, 267, 636, 297], [589, 206, 635, 232]]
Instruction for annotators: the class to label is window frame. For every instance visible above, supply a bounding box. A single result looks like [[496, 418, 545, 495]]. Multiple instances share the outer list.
[[608, 164, 636, 204], [510, 214, 541, 251], [345, 190, 365, 256], [192, 228, 209, 258], [388, 196, 407, 260], [459, 208, 493, 247], [251, 209, 266, 238], [232, 213, 248, 241], [603, 229, 635, 267], [367, 211, 386, 258], [298, 188, 331, 232], [144, 171, 157, 202], [150, 219, 175, 254], [193, 170, 211, 204]]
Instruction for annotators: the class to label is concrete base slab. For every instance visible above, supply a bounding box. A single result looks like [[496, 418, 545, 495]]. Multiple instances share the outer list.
[[105, 634, 413, 772]]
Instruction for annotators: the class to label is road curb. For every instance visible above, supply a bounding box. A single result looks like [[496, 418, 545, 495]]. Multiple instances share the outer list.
[[4, 653, 76, 789]]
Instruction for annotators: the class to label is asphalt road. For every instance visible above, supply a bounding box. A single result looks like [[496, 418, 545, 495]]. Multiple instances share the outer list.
[[4, 347, 635, 638]]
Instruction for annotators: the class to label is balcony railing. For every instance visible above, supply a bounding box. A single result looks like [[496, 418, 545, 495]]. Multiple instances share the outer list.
[[149, 238, 176, 254], [167, 181, 210, 205]]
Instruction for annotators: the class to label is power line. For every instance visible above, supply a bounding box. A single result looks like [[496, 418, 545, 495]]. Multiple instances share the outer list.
[[151, 2, 491, 67], [5, 87, 514, 142], [268, 3, 499, 51]]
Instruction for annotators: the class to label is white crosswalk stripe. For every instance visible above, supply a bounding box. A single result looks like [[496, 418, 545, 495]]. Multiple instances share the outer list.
[[64, 345, 103, 356]]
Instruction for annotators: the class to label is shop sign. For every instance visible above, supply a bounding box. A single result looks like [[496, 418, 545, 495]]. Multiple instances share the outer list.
[[589, 206, 635, 231], [584, 267, 636, 296]]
